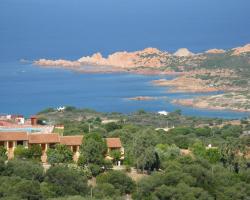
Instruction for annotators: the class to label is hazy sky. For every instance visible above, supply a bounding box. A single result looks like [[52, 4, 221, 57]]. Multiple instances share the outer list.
[[0, 0, 250, 61]]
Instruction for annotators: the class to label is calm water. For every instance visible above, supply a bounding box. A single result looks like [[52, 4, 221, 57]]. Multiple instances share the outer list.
[[0, 62, 249, 119]]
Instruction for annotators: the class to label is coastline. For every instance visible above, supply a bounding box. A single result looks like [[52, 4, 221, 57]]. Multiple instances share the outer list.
[[32, 44, 250, 113], [34, 63, 250, 113]]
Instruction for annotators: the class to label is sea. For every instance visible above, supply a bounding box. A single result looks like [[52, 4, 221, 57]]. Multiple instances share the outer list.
[[0, 0, 250, 118], [0, 61, 249, 119]]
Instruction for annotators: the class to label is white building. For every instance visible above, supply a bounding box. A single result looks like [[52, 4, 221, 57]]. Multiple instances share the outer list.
[[158, 111, 169, 116]]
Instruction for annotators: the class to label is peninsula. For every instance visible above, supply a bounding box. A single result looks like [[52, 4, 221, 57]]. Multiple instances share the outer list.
[[34, 44, 250, 112]]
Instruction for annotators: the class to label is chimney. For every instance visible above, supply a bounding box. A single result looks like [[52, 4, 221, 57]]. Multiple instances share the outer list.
[[30, 116, 38, 126]]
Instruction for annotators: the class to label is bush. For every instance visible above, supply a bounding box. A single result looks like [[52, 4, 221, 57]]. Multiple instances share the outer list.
[[47, 144, 73, 164], [104, 122, 122, 132], [89, 164, 103, 177], [0, 176, 42, 200], [93, 183, 120, 199], [5, 159, 44, 181], [29, 144, 42, 160], [14, 145, 30, 159], [96, 171, 135, 194], [45, 165, 89, 197], [0, 146, 7, 160]]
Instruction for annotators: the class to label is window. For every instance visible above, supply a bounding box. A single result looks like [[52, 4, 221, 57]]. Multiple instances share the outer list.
[[73, 146, 77, 153], [17, 141, 24, 146]]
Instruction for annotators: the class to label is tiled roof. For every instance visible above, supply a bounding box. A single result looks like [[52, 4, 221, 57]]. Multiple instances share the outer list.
[[28, 134, 60, 144], [0, 132, 28, 141], [0, 120, 14, 126], [60, 136, 83, 146], [106, 138, 122, 148]]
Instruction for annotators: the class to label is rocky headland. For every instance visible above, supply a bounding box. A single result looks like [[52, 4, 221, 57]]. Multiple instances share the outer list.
[[33, 44, 250, 112]]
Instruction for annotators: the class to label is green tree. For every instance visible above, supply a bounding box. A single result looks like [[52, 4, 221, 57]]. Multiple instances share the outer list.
[[191, 141, 206, 158], [155, 144, 180, 161], [205, 148, 221, 164], [44, 165, 89, 197], [96, 170, 135, 194], [132, 130, 159, 171], [14, 145, 30, 159], [0, 146, 7, 160], [5, 159, 44, 181], [104, 122, 122, 132], [47, 144, 73, 164], [195, 127, 211, 137], [0, 176, 42, 200], [28, 144, 42, 160], [79, 133, 107, 166], [110, 150, 121, 165], [93, 183, 120, 199]]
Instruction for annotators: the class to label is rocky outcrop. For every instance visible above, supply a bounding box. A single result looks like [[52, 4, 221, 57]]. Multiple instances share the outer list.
[[152, 75, 220, 93], [174, 48, 194, 57], [205, 49, 225, 54], [78, 48, 168, 68], [232, 44, 250, 55], [34, 44, 250, 70], [34, 59, 81, 67]]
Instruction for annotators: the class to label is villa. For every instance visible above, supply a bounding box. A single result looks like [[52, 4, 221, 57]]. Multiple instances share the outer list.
[[106, 137, 124, 166], [0, 132, 28, 159], [0, 132, 124, 164]]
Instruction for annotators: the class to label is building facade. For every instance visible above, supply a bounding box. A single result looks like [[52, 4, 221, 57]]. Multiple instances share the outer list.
[[0, 132, 123, 164]]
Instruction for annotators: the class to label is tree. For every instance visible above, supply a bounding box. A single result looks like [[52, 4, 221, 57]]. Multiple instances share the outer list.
[[0, 146, 7, 160], [195, 127, 211, 137], [0, 176, 42, 200], [205, 148, 221, 164], [96, 171, 135, 194], [155, 144, 180, 162], [14, 145, 30, 159], [110, 150, 121, 165], [191, 141, 206, 158], [47, 144, 73, 164], [44, 165, 89, 197], [104, 122, 122, 132], [93, 183, 120, 199], [28, 144, 42, 160], [5, 159, 44, 182], [219, 139, 243, 173], [79, 133, 107, 166], [132, 130, 159, 171]]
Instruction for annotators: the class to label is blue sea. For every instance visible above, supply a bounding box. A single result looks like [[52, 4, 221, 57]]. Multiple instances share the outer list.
[[0, 62, 249, 119], [0, 0, 249, 118]]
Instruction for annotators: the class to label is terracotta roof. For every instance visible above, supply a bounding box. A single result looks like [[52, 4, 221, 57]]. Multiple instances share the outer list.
[[11, 115, 24, 119], [0, 120, 14, 126], [60, 136, 83, 146], [106, 138, 122, 148], [0, 132, 28, 141], [28, 134, 60, 144]]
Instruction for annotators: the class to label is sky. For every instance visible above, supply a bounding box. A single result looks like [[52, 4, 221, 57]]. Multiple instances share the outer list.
[[0, 0, 250, 61]]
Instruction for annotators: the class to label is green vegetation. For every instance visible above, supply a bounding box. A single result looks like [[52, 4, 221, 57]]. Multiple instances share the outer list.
[[14, 144, 42, 161], [1, 108, 249, 199], [47, 144, 73, 165]]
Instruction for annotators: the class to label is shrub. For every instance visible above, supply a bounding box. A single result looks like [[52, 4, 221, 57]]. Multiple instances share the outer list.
[[45, 165, 89, 197], [96, 170, 135, 194], [0, 146, 7, 160], [14, 145, 30, 159], [47, 144, 73, 164], [5, 159, 44, 181]]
